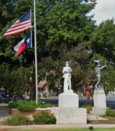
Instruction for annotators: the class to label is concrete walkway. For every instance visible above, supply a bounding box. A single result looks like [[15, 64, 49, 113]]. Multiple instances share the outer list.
[[1, 124, 115, 130], [0, 103, 11, 121], [0, 103, 114, 130]]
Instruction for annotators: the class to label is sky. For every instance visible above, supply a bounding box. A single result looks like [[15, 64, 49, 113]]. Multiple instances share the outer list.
[[88, 0, 115, 25]]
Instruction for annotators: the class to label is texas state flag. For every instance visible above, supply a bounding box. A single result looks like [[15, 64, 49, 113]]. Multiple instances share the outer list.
[[13, 31, 32, 57]]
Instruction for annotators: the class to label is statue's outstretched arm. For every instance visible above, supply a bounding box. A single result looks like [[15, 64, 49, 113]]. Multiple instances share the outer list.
[[100, 64, 107, 69]]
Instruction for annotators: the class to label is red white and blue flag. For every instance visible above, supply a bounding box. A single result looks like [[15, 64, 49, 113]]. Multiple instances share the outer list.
[[13, 31, 32, 57], [4, 9, 32, 37]]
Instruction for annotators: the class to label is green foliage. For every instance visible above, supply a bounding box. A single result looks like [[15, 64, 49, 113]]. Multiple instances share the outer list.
[[102, 65, 115, 95], [81, 104, 92, 113], [105, 107, 115, 117], [17, 100, 38, 112], [33, 111, 56, 124], [0, 65, 35, 98], [1, 0, 115, 98], [8, 100, 52, 112], [3, 113, 32, 125], [92, 54, 107, 64], [0, 0, 97, 95], [8, 102, 17, 109], [89, 19, 115, 63]]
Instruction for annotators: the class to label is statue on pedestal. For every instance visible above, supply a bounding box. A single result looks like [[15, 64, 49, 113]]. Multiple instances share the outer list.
[[62, 61, 73, 92], [94, 60, 107, 89]]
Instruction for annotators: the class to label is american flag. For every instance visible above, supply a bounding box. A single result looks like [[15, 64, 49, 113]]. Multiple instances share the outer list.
[[4, 9, 32, 37]]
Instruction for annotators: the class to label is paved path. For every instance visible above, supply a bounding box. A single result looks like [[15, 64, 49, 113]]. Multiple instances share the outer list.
[[0, 104, 11, 122], [1, 124, 115, 130]]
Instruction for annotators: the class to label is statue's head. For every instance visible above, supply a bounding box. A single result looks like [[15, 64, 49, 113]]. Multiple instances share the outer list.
[[65, 61, 69, 66], [94, 60, 101, 66], [97, 64, 101, 67]]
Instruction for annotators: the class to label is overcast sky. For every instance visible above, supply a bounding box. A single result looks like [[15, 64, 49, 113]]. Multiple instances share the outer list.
[[88, 0, 115, 25]]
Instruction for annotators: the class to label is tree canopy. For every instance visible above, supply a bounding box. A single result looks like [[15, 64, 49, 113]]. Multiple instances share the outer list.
[[0, 0, 115, 97]]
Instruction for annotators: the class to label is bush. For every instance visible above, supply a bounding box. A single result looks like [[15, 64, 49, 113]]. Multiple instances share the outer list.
[[17, 100, 37, 112], [81, 104, 92, 113], [8, 100, 52, 112], [39, 103, 52, 108], [105, 107, 115, 117], [3, 114, 32, 125], [8, 102, 17, 109], [37, 100, 52, 108], [33, 111, 56, 124]]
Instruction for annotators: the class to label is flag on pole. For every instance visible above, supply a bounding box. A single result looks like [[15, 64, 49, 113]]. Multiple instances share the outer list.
[[4, 9, 32, 37], [14, 31, 32, 57]]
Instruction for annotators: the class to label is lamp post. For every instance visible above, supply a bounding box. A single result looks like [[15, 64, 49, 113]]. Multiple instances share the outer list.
[[0, 95, 1, 103], [7, 95, 9, 103], [23, 94, 25, 100], [14, 95, 16, 102]]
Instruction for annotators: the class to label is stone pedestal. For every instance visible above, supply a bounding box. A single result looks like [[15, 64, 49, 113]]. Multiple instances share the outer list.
[[90, 89, 107, 116], [58, 91, 79, 107], [51, 89, 87, 124], [51, 91, 87, 124], [51, 107, 87, 124]]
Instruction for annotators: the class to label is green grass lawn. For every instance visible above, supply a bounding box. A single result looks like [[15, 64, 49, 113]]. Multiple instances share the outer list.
[[9, 128, 115, 131]]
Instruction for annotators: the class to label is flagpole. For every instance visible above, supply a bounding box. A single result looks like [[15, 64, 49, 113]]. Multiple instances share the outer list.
[[34, 0, 38, 105]]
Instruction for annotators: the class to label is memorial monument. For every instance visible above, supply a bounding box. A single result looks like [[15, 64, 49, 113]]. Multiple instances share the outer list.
[[90, 60, 107, 116], [62, 61, 73, 92], [51, 61, 87, 124], [94, 60, 107, 89], [59, 61, 78, 107]]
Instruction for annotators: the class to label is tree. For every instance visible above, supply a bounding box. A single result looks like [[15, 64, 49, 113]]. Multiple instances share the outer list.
[[89, 19, 115, 64], [88, 19, 115, 93], [102, 65, 115, 95], [0, 0, 35, 98], [0, 0, 99, 97], [35, 0, 96, 59]]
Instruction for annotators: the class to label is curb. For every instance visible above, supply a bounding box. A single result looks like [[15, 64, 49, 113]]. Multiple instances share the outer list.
[[0, 124, 115, 130]]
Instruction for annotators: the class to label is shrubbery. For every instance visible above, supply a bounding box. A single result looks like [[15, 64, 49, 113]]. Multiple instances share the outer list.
[[8, 102, 17, 109], [17, 100, 37, 112], [33, 111, 56, 124], [3, 114, 32, 125], [81, 104, 92, 113], [105, 107, 115, 117], [8, 100, 52, 112], [3, 111, 56, 125]]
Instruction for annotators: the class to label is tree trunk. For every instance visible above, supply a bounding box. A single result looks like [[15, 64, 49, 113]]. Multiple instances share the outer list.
[[30, 85, 35, 100]]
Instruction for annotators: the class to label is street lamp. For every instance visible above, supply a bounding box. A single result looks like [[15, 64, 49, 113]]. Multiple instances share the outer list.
[[0, 95, 1, 103], [14, 95, 16, 102], [7, 95, 9, 103]]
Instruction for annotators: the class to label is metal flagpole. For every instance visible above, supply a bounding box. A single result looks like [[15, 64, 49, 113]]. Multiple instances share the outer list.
[[34, 0, 38, 105]]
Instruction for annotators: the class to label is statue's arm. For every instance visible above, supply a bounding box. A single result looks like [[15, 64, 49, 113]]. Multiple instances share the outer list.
[[62, 68, 65, 73], [63, 68, 68, 73], [70, 67, 72, 72], [100, 64, 107, 69]]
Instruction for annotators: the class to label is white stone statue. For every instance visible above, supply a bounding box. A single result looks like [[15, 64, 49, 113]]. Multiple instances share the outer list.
[[94, 60, 107, 89], [62, 61, 73, 92]]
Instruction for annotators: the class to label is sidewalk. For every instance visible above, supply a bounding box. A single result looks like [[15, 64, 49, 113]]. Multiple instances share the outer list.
[[1, 124, 115, 130], [0, 103, 11, 122]]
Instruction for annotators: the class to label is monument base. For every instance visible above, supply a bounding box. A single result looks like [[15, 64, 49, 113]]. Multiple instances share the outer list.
[[51, 107, 87, 124], [58, 92, 79, 107], [90, 107, 106, 116], [90, 89, 106, 116]]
